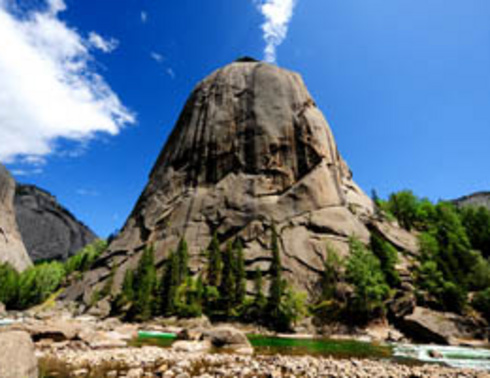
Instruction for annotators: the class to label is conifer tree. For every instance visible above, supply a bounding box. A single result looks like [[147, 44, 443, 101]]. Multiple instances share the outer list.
[[160, 251, 180, 315], [234, 239, 246, 306], [176, 238, 189, 285], [219, 241, 236, 316], [208, 232, 222, 287], [267, 224, 283, 324], [132, 246, 156, 320], [121, 269, 134, 302]]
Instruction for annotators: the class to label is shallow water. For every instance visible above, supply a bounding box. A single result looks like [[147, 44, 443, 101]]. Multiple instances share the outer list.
[[134, 331, 490, 371], [393, 344, 490, 371]]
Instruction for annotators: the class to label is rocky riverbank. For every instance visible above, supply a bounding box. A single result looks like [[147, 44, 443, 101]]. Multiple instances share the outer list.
[[37, 346, 487, 378]]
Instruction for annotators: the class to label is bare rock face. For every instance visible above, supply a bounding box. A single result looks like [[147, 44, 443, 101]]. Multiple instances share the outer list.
[[0, 331, 38, 378], [64, 60, 374, 303], [15, 185, 97, 262], [0, 164, 32, 271], [453, 191, 490, 210]]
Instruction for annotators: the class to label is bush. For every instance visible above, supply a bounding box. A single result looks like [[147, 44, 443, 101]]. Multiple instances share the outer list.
[[346, 238, 390, 322], [472, 288, 490, 322], [16, 262, 65, 310], [65, 240, 107, 275], [0, 263, 19, 306]]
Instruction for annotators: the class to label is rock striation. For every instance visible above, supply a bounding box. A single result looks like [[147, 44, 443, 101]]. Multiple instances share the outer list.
[[14, 185, 97, 262], [0, 164, 32, 271], [64, 59, 374, 304]]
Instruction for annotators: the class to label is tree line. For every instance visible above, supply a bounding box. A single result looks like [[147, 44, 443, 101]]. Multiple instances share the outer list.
[[111, 226, 306, 331]]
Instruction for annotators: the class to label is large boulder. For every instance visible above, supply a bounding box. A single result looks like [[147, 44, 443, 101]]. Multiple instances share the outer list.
[[15, 184, 97, 262], [202, 326, 253, 355], [63, 59, 374, 304], [398, 307, 487, 345], [0, 331, 38, 378], [0, 164, 31, 271]]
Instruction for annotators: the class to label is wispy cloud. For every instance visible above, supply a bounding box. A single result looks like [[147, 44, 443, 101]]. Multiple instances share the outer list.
[[150, 52, 164, 63], [0, 0, 135, 163], [254, 0, 297, 63], [166, 68, 175, 79], [150, 52, 175, 79], [88, 31, 119, 53], [76, 188, 100, 197], [11, 168, 43, 177], [141, 11, 147, 23]]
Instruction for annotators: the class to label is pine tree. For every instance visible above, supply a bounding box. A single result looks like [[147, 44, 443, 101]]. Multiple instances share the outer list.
[[219, 241, 236, 316], [208, 232, 222, 287], [121, 269, 134, 302], [176, 238, 189, 285], [160, 251, 180, 315], [234, 239, 246, 306], [132, 246, 157, 321], [267, 224, 283, 325]]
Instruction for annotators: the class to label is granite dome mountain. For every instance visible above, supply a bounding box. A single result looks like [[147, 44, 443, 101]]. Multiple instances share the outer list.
[[64, 59, 412, 304]]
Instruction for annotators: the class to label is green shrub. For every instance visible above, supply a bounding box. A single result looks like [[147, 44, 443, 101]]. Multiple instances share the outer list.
[[472, 288, 490, 322], [346, 238, 390, 322]]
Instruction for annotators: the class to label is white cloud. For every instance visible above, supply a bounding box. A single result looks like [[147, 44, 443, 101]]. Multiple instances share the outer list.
[[88, 31, 119, 53], [254, 0, 297, 63], [141, 11, 147, 23], [76, 188, 99, 197], [166, 68, 175, 79], [0, 0, 135, 163], [150, 52, 164, 63]]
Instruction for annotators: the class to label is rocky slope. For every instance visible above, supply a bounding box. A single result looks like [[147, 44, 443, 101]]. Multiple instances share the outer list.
[[63, 59, 419, 305], [15, 185, 97, 262], [453, 192, 490, 210], [0, 164, 32, 271]]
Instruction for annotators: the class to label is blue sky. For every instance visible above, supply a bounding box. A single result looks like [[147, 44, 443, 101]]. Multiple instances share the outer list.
[[2, 0, 490, 237]]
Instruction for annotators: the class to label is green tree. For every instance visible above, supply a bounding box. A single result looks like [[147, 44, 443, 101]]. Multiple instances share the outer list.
[[267, 224, 284, 327], [131, 246, 156, 321], [234, 239, 246, 306], [370, 234, 400, 287], [460, 206, 490, 259], [472, 288, 490, 322], [207, 232, 222, 287], [219, 242, 236, 316], [0, 263, 18, 307], [160, 251, 180, 315], [321, 244, 343, 301], [176, 238, 189, 285], [387, 190, 419, 231], [346, 238, 390, 321]]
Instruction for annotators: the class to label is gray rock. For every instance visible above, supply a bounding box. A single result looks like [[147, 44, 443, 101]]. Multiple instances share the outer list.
[[453, 191, 490, 210], [0, 164, 31, 272], [398, 306, 486, 345], [201, 326, 252, 354], [0, 331, 38, 378], [64, 60, 374, 304], [15, 184, 97, 262]]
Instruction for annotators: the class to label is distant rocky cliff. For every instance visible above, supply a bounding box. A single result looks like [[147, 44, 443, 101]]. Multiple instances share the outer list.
[[0, 164, 32, 271], [15, 185, 97, 262], [453, 192, 490, 210]]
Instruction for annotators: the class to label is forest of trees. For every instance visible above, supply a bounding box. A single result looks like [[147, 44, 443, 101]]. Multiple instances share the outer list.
[[112, 226, 307, 331], [1, 190, 490, 329]]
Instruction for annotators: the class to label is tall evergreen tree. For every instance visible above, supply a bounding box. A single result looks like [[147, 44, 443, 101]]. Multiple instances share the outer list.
[[132, 246, 157, 320], [176, 238, 189, 285], [267, 224, 284, 324], [208, 232, 222, 287], [219, 241, 236, 316], [234, 239, 246, 306], [160, 251, 180, 315]]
